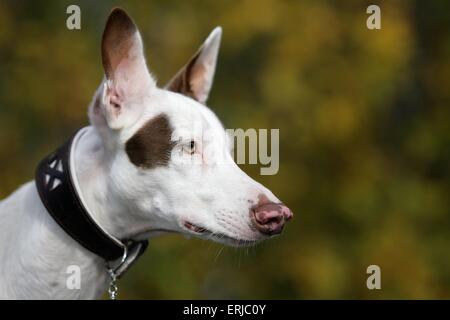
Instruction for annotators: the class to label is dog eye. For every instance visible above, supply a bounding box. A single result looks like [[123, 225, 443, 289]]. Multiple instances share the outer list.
[[183, 140, 196, 155]]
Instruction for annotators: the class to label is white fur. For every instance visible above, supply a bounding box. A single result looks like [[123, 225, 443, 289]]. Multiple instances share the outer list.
[[0, 13, 284, 299]]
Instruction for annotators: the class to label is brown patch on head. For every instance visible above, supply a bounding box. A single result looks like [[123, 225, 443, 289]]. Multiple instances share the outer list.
[[166, 51, 202, 101], [125, 114, 175, 168]]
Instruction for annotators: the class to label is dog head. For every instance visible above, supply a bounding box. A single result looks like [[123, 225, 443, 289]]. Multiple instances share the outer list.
[[88, 8, 293, 246]]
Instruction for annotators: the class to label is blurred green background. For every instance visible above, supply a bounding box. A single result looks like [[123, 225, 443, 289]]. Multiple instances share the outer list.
[[0, 0, 449, 299]]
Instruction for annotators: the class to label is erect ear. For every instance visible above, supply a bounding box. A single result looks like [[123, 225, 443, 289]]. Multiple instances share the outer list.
[[101, 8, 155, 129], [165, 27, 222, 104]]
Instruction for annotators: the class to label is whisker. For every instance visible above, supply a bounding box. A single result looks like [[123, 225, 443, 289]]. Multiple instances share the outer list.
[[213, 245, 225, 264]]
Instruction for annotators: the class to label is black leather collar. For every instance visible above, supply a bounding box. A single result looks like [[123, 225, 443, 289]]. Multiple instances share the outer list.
[[35, 128, 147, 278]]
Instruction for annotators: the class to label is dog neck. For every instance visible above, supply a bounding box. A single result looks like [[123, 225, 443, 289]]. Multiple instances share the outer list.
[[0, 126, 150, 299], [73, 126, 162, 240], [73, 126, 130, 239]]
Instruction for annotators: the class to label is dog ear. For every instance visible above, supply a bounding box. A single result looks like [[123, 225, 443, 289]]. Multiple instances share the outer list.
[[165, 27, 222, 104], [101, 8, 155, 129]]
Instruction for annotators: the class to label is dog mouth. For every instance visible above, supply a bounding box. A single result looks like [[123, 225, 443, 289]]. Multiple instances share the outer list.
[[183, 221, 260, 247], [184, 221, 208, 233]]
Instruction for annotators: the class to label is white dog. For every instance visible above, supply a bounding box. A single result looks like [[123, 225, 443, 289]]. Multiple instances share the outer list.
[[0, 8, 293, 299]]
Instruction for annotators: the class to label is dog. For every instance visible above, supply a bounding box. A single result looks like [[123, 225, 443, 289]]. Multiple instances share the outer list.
[[0, 8, 293, 299]]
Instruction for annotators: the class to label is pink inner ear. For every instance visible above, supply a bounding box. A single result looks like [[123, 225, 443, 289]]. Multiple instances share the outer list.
[[107, 38, 136, 77], [190, 63, 211, 103], [113, 60, 153, 97], [102, 8, 154, 97], [109, 90, 122, 108], [108, 31, 146, 79], [164, 27, 221, 104], [102, 9, 138, 77]]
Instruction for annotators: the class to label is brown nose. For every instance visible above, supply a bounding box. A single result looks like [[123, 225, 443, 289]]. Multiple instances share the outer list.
[[251, 203, 293, 235]]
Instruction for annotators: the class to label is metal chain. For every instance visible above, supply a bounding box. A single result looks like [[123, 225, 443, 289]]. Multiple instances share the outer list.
[[107, 268, 118, 300]]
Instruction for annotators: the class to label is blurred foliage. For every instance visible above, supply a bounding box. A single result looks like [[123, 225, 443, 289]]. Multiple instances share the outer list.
[[0, 0, 449, 299]]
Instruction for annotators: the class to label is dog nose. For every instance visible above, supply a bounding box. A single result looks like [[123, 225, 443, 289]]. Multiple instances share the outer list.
[[251, 203, 293, 236]]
